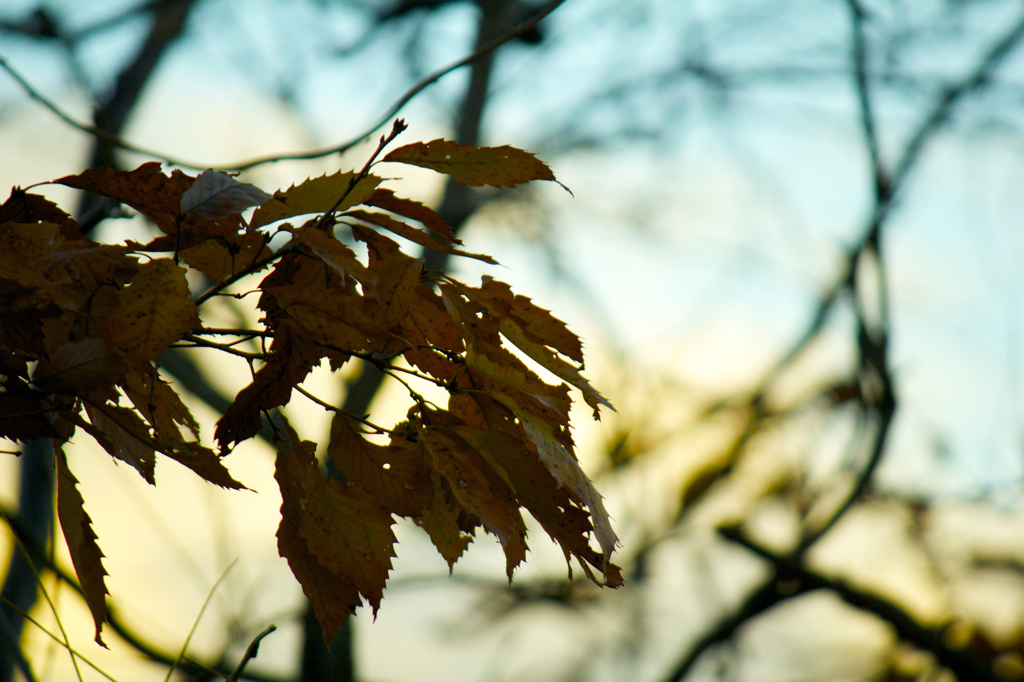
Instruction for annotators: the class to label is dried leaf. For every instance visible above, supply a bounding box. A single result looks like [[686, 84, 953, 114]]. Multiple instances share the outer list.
[[0, 188, 81, 239], [354, 226, 423, 329], [57, 163, 187, 233], [250, 171, 382, 228], [215, 321, 322, 451], [83, 402, 156, 483], [0, 393, 59, 442], [180, 170, 272, 220], [32, 339, 129, 394], [345, 209, 496, 264], [364, 189, 459, 244], [56, 448, 110, 646], [275, 422, 397, 636], [383, 139, 558, 189], [94, 259, 199, 367], [415, 472, 473, 571], [180, 231, 272, 282], [294, 223, 372, 285], [417, 422, 527, 579], [328, 413, 431, 517], [520, 419, 619, 567]]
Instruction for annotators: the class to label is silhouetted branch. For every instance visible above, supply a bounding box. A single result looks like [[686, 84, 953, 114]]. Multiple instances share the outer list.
[[0, 0, 565, 173], [719, 526, 1000, 682]]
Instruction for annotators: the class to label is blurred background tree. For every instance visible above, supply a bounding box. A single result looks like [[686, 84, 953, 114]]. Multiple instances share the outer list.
[[2, 1, 1024, 681]]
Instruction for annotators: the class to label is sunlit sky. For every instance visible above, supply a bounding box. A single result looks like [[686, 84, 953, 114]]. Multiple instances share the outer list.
[[3, 1, 1024, 680]]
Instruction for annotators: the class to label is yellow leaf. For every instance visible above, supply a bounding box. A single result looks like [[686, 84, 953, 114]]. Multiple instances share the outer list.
[[519, 418, 619, 568], [96, 259, 199, 367], [249, 171, 382, 228], [383, 139, 560, 189], [364, 189, 459, 244]]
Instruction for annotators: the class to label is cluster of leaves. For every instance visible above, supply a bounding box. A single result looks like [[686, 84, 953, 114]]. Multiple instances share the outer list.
[[0, 121, 621, 646]]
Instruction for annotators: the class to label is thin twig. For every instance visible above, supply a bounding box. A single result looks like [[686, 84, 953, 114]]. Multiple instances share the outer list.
[[0, 0, 566, 173], [229, 625, 277, 682]]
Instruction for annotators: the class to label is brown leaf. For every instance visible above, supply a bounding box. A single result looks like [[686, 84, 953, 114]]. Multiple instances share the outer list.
[[32, 339, 129, 394], [455, 418, 622, 586], [383, 139, 558, 189], [120, 369, 199, 439], [56, 448, 110, 646], [294, 222, 372, 285], [215, 320, 322, 451], [0, 393, 59, 442], [476, 278, 583, 363], [417, 420, 527, 579], [83, 402, 156, 483], [354, 226, 423, 329], [93, 259, 199, 367], [180, 231, 272, 282], [345, 209, 496, 264], [57, 163, 186, 233], [160, 441, 247, 490], [328, 413, 432, 517], [275, 423, 397, 637], [363, 189, 459, 244], [250, 171, 382, 229], [415, 472, 473, 571], [0, 188, 81, 240], [455, 278, 612, 417]]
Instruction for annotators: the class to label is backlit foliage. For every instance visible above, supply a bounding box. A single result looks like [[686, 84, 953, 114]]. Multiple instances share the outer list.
[[0, 122, 620, 645]]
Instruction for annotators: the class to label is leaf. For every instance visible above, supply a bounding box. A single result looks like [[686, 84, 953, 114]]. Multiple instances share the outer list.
[[327, 413, 432, 517], [417, 421, 528, 579], [0, 393, 60, 442], [180, 170, 272, 220], [160, 441, 247, 490], [120, 369, 200, 440], [344, 209, 497, 264], [451, 410, 622, 586], [57, 163, 188, 233], [93, 259, 200, 367], [415, 472, 473, 571], [383, 139, 558, 189], [457, 278, 612, 417], [354, 226, 424, 329], [477, 278, 583, 363], [399, 287, 465, 381], [0, 188, 81, 239], [275, 421, 397, 638], [364, 189, 459, 244], [32, 338, 130, 394], [294, 222, 372, 285], [519, 418, 619, 568], [249, 171, 382, 229], [56, 448, 110, 646], [215, 320, 322, 451], [180, 231, 272, 282], [82, 402, 157, 483]]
